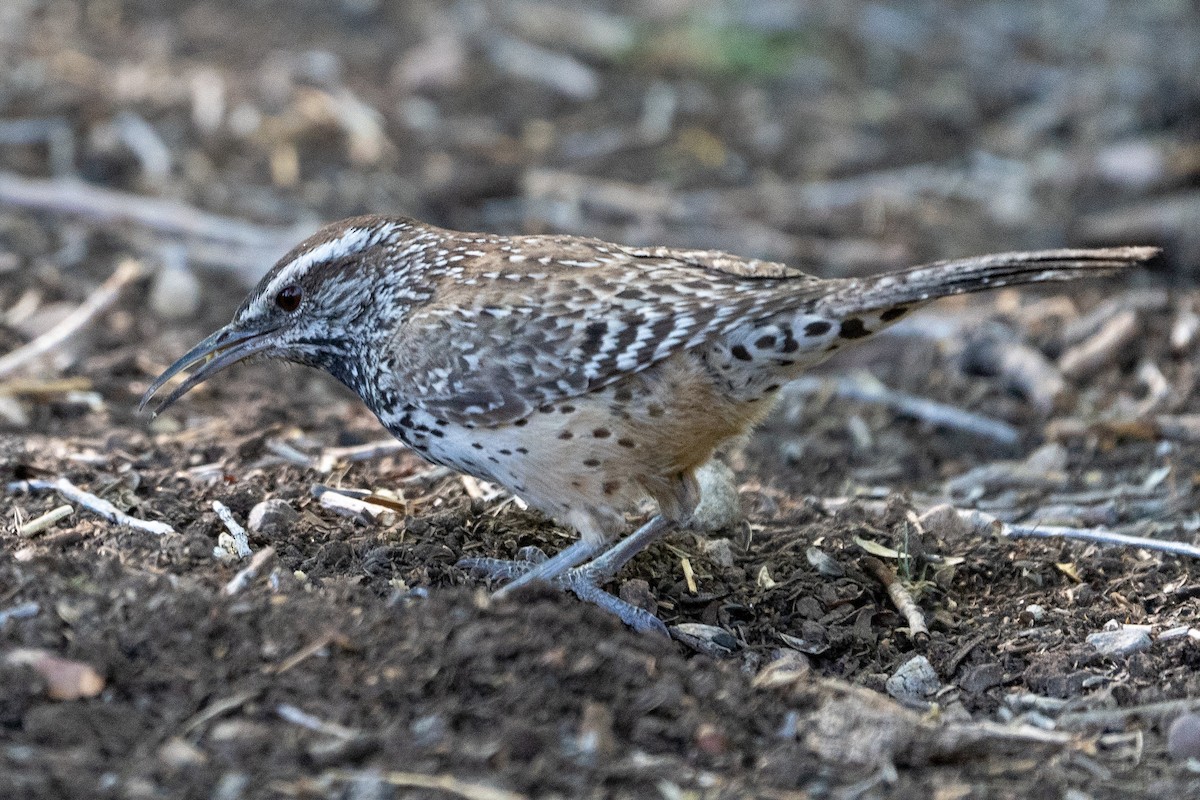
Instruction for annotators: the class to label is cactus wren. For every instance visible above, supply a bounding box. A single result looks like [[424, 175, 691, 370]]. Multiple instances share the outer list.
[[141, 216, 1154, 633]]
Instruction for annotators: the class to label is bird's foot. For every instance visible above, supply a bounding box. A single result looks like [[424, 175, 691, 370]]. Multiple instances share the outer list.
[[458, 546, 668, 636]]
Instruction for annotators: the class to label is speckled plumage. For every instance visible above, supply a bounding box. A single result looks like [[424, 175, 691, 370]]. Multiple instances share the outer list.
[[143, 215, 1154, 629]]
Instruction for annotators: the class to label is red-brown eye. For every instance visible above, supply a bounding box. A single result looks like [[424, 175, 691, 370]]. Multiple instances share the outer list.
[[275, 285, 302, 312]]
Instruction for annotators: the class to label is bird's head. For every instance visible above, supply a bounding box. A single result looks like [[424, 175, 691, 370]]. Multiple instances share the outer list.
[[140, 215, 426, 415]]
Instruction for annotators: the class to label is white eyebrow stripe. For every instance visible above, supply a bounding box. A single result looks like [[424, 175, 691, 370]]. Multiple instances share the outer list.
[[257, 226, 377, 306]]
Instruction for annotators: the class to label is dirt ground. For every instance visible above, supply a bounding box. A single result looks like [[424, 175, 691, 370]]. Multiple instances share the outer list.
[[4, 2, 1200, 798]]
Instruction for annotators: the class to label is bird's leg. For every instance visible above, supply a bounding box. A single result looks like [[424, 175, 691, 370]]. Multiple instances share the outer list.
[[462, 475, 698, 635], [555, 514, 674, 635], [476, 538, 602, 596], [458, 515, 674, 635]]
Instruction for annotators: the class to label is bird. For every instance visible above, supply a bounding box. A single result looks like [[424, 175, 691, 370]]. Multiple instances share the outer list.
[[140, 215, 1156, 634]]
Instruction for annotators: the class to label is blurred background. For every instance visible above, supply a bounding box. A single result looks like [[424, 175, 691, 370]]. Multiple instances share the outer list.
[[0, 0, 1193, 307]]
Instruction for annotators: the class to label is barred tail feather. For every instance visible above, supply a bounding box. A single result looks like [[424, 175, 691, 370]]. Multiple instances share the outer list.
[[820, 247, 1158, 318]]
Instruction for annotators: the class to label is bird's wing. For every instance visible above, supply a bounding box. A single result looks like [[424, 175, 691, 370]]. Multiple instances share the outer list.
[[385, 246, 823, 425]]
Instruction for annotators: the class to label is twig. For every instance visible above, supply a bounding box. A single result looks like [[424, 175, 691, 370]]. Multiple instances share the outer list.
[[223, 546, 276, 595], [785, 373, 1020, 445], [277, 704, 360, 740], [323, 769, 528, 800], [9, 477, 174, 535], [861, 556, 929, 641], [212, 500, 252, 558], [1058, 309, 1139, 381], [314, 439, 407, 472], [0, 259, 143, 378], [0, 377, 92, 397], [0, 170, 299, 250], [1004, 523, 1200, 559], [318, 490, 399, 525], [16, 504, 74, 537], [269, 630, 348, 675], [825, 499, 1200, 562], [959, 328, 1064, 414]]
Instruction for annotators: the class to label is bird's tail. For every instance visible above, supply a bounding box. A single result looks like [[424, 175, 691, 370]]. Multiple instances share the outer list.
[[816, 247, 1158, 319]]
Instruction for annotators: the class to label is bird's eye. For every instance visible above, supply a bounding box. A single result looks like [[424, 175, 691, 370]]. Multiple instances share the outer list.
[[275, 285, 303, 312]]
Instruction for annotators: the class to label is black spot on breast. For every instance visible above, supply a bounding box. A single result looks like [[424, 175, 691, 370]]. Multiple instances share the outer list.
[[602, 480, 621, 496], [781, 336, 799, 353], [613, 387, 632, 403], [593, 428, 611, 439], [731, 345, 753, 361], [583, 458, 601, 467], [804, 321, 832, 336], [617, 438, 636, 449], [755, 335, 776, 349], [472, 442, 483, 449], [880, 306, 908, 322], [558, 430, 573, 440], [516, 447, 529, 454], [430, 429, 444, 438], [513, 418, 528, 427], [499, 449, 512, 455], [560, 405, 576, 414], [839, 318, 870, 339]]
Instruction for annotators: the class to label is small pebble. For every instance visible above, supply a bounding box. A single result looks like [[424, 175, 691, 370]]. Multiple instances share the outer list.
[[886, 655, 940, 701], [1086, 629, 1151, 657], [247, 499, 298, 536], [1168, 713, 1200, 761], [670, 623, 739, 657], [691, 461, 742, 533], [701, 538, 736, 567]]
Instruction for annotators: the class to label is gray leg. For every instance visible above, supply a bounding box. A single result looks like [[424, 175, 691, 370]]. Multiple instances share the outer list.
[[490, 539, 600, 597], [457, 515, 675, 635]]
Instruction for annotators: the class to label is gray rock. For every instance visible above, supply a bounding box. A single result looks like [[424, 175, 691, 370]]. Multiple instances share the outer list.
[[1086, 629, 1151, 657], [885, 655, 940, 701], [1168, 713, 1200, 761], [691, 460, 742, 533], [247, 499, 298, 536]]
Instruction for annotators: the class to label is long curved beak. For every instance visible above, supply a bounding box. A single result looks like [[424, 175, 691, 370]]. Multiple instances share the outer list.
[[139, 324, 279, 416]]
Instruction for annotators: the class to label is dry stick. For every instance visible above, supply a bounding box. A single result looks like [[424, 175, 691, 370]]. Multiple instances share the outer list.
[[1003, 523, 1200, 559], [223, 546, 276, 595], [824, 498, 1200, 561], [9, 477, 174, 535], [212, 500, 252, 558], [0, 259, 143, 379], [785, 374, 1020, 445], [0, 171, 303, 282], [17, 504, 74, 537], [276, 704, 360, 740], [323, 769, 528, 800], [0, 171, 297, 249], [861, 556, 930, 641]]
